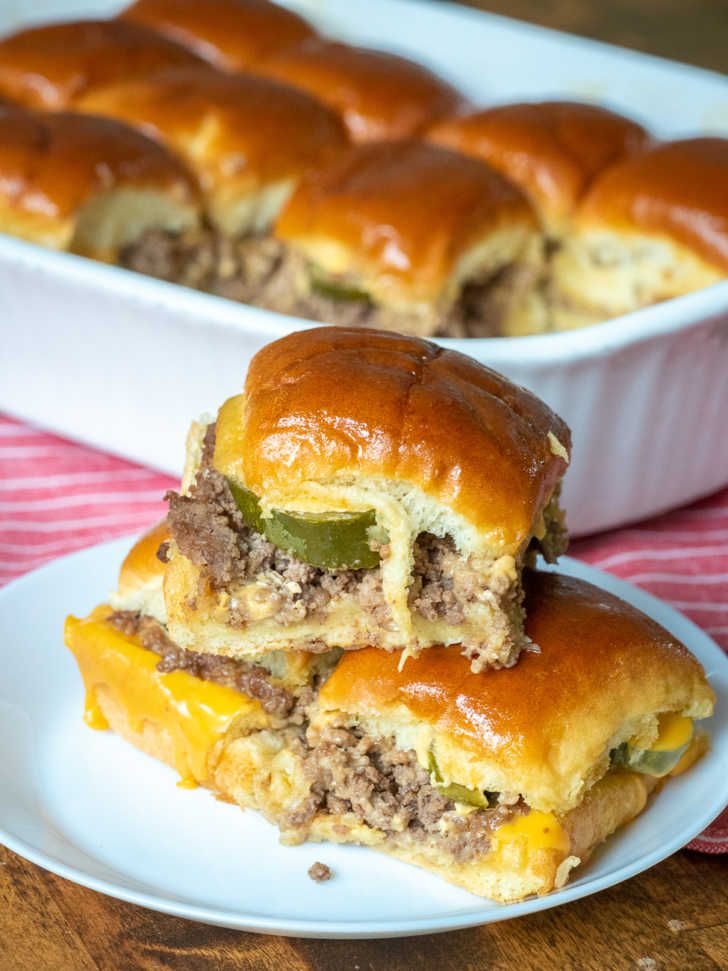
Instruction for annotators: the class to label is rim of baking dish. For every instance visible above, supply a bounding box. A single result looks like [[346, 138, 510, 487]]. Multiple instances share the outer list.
[[1, 232, 727, 367]]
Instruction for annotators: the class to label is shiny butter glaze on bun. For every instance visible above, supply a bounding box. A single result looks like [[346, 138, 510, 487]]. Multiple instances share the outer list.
[[318, 570, 715, 813], [117, 521, 170, 596], [0, 103, 200, 257], [274, 139, 539, 310], [121, 0, 316, 71], [78, 67, 349, 235], [0, 19, 206, 109], [255, 37, 467, 142], [574, 137, 728, 270], [551, 137, 728, 321], [427, 100, 651, 234], [215, 326, 570, 553]]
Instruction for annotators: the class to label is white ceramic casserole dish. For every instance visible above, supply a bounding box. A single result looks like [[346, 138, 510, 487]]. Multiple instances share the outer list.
[[1, 0, 727, 536]]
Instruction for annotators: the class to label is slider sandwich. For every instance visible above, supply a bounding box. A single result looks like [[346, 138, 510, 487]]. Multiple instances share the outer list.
[[120, 0, 317, 72], [0, 20, 205, 109], [427, 102, 651, 238], [66, 523, 338, 789], [66, 561, 715, 901], [550, 138, 728, 328], [232, 570, 715, 901], [76, 68, 348, 296], [254, 37, 467, 142], [0, 103, 200, 261], [163, 327, 570, 671], [427, 101, 652, 334], [265, 140, 543, 337]]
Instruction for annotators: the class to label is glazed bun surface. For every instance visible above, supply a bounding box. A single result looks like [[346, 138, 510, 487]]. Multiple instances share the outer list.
[[121, 0, 316, 71], [573, 137, 728, 269], [0, 104, 200, 258], [117, 521, 169, 596], [255, 37, 466, 142], [274, 140, 538, 309], [214, 327, 570, 552], [78, 68, 349, 235], [0, 19, 205, 109], [111, 521, 170, 621], [552, 137, 728, 319], [427, 101, 651, 234], [318, 570, 715, 812]]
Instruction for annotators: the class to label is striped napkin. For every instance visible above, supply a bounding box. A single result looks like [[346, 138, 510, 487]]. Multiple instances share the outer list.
[[1, 412, 725, 852]]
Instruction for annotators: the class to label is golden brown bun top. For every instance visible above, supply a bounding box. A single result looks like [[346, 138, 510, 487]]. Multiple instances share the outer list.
[[255, 37, 467, 142], [217, 327, 570, 550], [274, 140, 537, 305], [575, 138, 728, 270], [0, 103, 199, 221], [121, 0, 316, 71], [118, 521, 170, 594], [77, 67, 349, 186], [0, 19, 205, 109], [320, 570, 715, 758], [427, 101, 651, 233]]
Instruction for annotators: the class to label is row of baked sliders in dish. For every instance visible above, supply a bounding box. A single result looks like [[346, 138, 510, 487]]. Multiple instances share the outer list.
[[1, 0, 727, 337], [65, 326, 716, 900]]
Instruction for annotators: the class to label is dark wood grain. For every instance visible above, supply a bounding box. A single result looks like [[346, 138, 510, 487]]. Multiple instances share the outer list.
[[2, 2, 728, 968], [1, 843, 727, 970]]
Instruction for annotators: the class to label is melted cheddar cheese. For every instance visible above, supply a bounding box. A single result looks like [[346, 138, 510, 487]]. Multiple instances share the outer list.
[[651, 713, 693, 752], [64, 606, 267, 787], [669, 733, 709, 777], [491, 810, 569, 854]]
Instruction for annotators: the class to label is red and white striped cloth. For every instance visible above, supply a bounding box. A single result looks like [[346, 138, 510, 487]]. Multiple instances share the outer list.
[[1, 412, 726, 852]]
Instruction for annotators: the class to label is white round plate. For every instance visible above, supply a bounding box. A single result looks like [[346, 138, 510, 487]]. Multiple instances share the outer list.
[[0, 538, 726, 939]]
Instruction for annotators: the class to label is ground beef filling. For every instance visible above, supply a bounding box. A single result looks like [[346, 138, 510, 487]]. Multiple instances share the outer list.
[[120, 228, 533, 338], [166, 428, 389, 628], [289, 725, 525, 863], [107, 609, 302, 719], [409, 532, 517, 625], [307, 861, 333, 883], [166, 425, 557, 639]]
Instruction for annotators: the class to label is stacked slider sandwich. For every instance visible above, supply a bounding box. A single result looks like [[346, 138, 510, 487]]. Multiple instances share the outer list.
[[65, 327, 716, 901]]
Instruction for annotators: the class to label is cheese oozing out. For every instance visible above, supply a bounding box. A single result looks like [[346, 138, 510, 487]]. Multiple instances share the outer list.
[[64, 606, 267, 787]]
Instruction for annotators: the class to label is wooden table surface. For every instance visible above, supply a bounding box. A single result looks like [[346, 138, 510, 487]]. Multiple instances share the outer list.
[[2, 2, 727, 969]]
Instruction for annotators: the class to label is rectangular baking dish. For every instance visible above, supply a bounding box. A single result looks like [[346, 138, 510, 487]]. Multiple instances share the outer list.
[[1, 0, 728, 536]]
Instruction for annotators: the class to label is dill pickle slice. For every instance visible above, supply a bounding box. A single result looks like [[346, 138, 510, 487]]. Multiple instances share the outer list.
[[309, 272, 371, 304], [610, 740, 691, 777], [227, 479, 381, 570], [227, 479, 265, 533], [437, 781, 493, 809], [428, 751, 496, 809]]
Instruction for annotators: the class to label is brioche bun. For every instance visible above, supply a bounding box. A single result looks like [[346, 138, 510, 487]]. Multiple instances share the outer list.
[[317, 570, 714, 814], [0, 19, 204, 109], [427, 101, 651, 235], [78, 68, 349, 235], [216, 326, 570, 555], [552, 137, 728, 319], [256, 37, 466, 142], [274, 140, 540, 314], [121, 0, 316, 71], [0, 104, 200, 260]]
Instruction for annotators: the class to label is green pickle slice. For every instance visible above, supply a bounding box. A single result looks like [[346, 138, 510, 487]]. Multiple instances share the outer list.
[[227, 479, 265, 534], [610, 740, 691, 777], [227, 479, 381, 570], [428, 752, 496, 809], [309, 272, 371, 304]]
